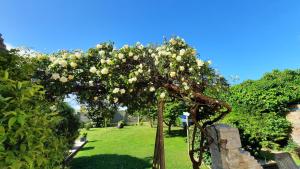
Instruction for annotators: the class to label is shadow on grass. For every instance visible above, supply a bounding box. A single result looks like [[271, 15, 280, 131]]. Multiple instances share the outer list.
[[80, 146, 95, 151], [86, 140, 98, 143], [70, 154, 152, 169], [165, 129, 186, 138]]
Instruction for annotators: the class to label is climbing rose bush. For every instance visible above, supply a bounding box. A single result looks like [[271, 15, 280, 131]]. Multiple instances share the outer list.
[[35, 37, 230, 169], [35, 37, 226, 109]]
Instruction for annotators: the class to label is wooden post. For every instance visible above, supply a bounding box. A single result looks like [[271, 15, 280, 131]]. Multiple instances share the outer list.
[[152, 99, 165, 169]]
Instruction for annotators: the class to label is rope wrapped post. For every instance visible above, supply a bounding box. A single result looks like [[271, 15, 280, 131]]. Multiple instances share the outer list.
[[152, 99, 165, 169]]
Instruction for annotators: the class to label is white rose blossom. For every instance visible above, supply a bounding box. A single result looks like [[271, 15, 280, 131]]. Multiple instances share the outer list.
[[113, 98, 118, 103], [89, 66, 97, 74], [133, 55, 139, 60], [113, 88, 120, 93], [75, 52, 82, 59], [129, 52, 134, 57], [59, 76, 68, 83], [99, 50, 105, 56], [184, 85, 190, 90], [58, 59, 67, 67], [96, 44, 102, 49], [120, 89, 126, 94], [196, 59, 204, 67], [118, 53, 124, 59], [51, 73, 60, 80], [101, 68, 109, 75], [100, 59, 106, 64], [68, 75, 74, 80], [70, 62, 77, 68], [149, 87, 155, 92], [62, 53, 68, 59], [169, 38, 177, 45], [170, 72, 176, 77], [179, 66, 185, 71], [176, 55, 182, 62], [106, 59, 113, 65], [89, 80, 94, 86], [160, 92, 166, 99], [49, 56, 55, 62], [179, 49, 185, 56]]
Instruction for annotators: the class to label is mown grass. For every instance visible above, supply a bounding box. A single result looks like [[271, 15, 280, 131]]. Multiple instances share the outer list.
[[70, 126, 209, 169]]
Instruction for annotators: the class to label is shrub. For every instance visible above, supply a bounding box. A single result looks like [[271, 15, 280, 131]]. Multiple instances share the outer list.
[[84, 122, 93, 130], [0, 73, 68, 169], [117, 120, 125, 128], [55, 102, 80, 148], [225, 69, 300, 156]]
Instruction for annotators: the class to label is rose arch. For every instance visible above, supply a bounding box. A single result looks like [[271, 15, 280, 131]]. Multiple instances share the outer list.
[[35, 37, 231, 169]]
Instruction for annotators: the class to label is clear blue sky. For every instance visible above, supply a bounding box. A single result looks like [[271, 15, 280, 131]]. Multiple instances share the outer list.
[[1, 0, 300, 82]]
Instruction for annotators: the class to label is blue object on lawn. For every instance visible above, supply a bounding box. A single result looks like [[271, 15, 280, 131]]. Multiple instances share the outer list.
[[179, 115, 193, 128]]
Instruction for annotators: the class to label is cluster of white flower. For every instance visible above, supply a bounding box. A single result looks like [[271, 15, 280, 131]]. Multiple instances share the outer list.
[[182, 82, 190, 90], [196, 59, 204, 67], [149, 86, 155, 92], [118, 53, 124, 59], [89, 80, 94, 86], [68, 75, 74, 80], [41, 37, 216, 104], [75, 52, 82, 59], [128, 77, 137, 83], [59, 76, 68, 83], [89, 66, 97, 74], [70, 62, 77, 68], [99, 50, 105, 56], [160, 92, 166, 99], [101, 68, 109, 75], [170, 71, 176, 78], [51, 73, 60, 80], [58, 59, 68, 67]]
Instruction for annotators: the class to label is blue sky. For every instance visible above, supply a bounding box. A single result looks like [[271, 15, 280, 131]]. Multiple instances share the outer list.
[[1, 0, 300, 83]]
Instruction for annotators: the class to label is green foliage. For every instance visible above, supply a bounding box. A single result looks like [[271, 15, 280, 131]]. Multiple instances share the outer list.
[[83, 101, 116, 127], [117, 120, 125, 128], [55, 102, 80, 148], [0, 72, 67, 169], [35, 37, 228, 126], [84, 122, 93, 130], [224, 69, 300, 156], [164, 100, 187, 133], [0, 49, 36, 81]]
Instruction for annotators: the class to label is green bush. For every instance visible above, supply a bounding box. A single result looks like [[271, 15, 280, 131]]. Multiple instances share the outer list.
[[0, 73, 68, 169], [84, 122, 93, 130], [224, 69, 300, 156], [55, 102, 80, 148], [117, 120, 125, 128]]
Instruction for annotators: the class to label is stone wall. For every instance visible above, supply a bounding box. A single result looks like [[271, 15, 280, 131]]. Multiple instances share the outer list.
[[206, 124, 262, 169], [287, 104, 300, 146]]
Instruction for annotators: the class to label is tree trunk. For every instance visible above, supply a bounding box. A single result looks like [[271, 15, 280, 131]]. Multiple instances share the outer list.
[[193, 164, 200, 169], [104, 118, 107, 128], [152, 100, 165, 169]]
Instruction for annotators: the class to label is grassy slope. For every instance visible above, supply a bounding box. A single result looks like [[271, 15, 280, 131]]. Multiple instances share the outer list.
[[70, 126, 208, 169]]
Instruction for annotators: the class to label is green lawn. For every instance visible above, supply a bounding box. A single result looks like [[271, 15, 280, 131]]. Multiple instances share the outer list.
[[70, 126, 208, 169]]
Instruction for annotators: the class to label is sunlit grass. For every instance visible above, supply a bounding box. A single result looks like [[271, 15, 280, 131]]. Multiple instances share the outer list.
[[70, 126, 210, 169]]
